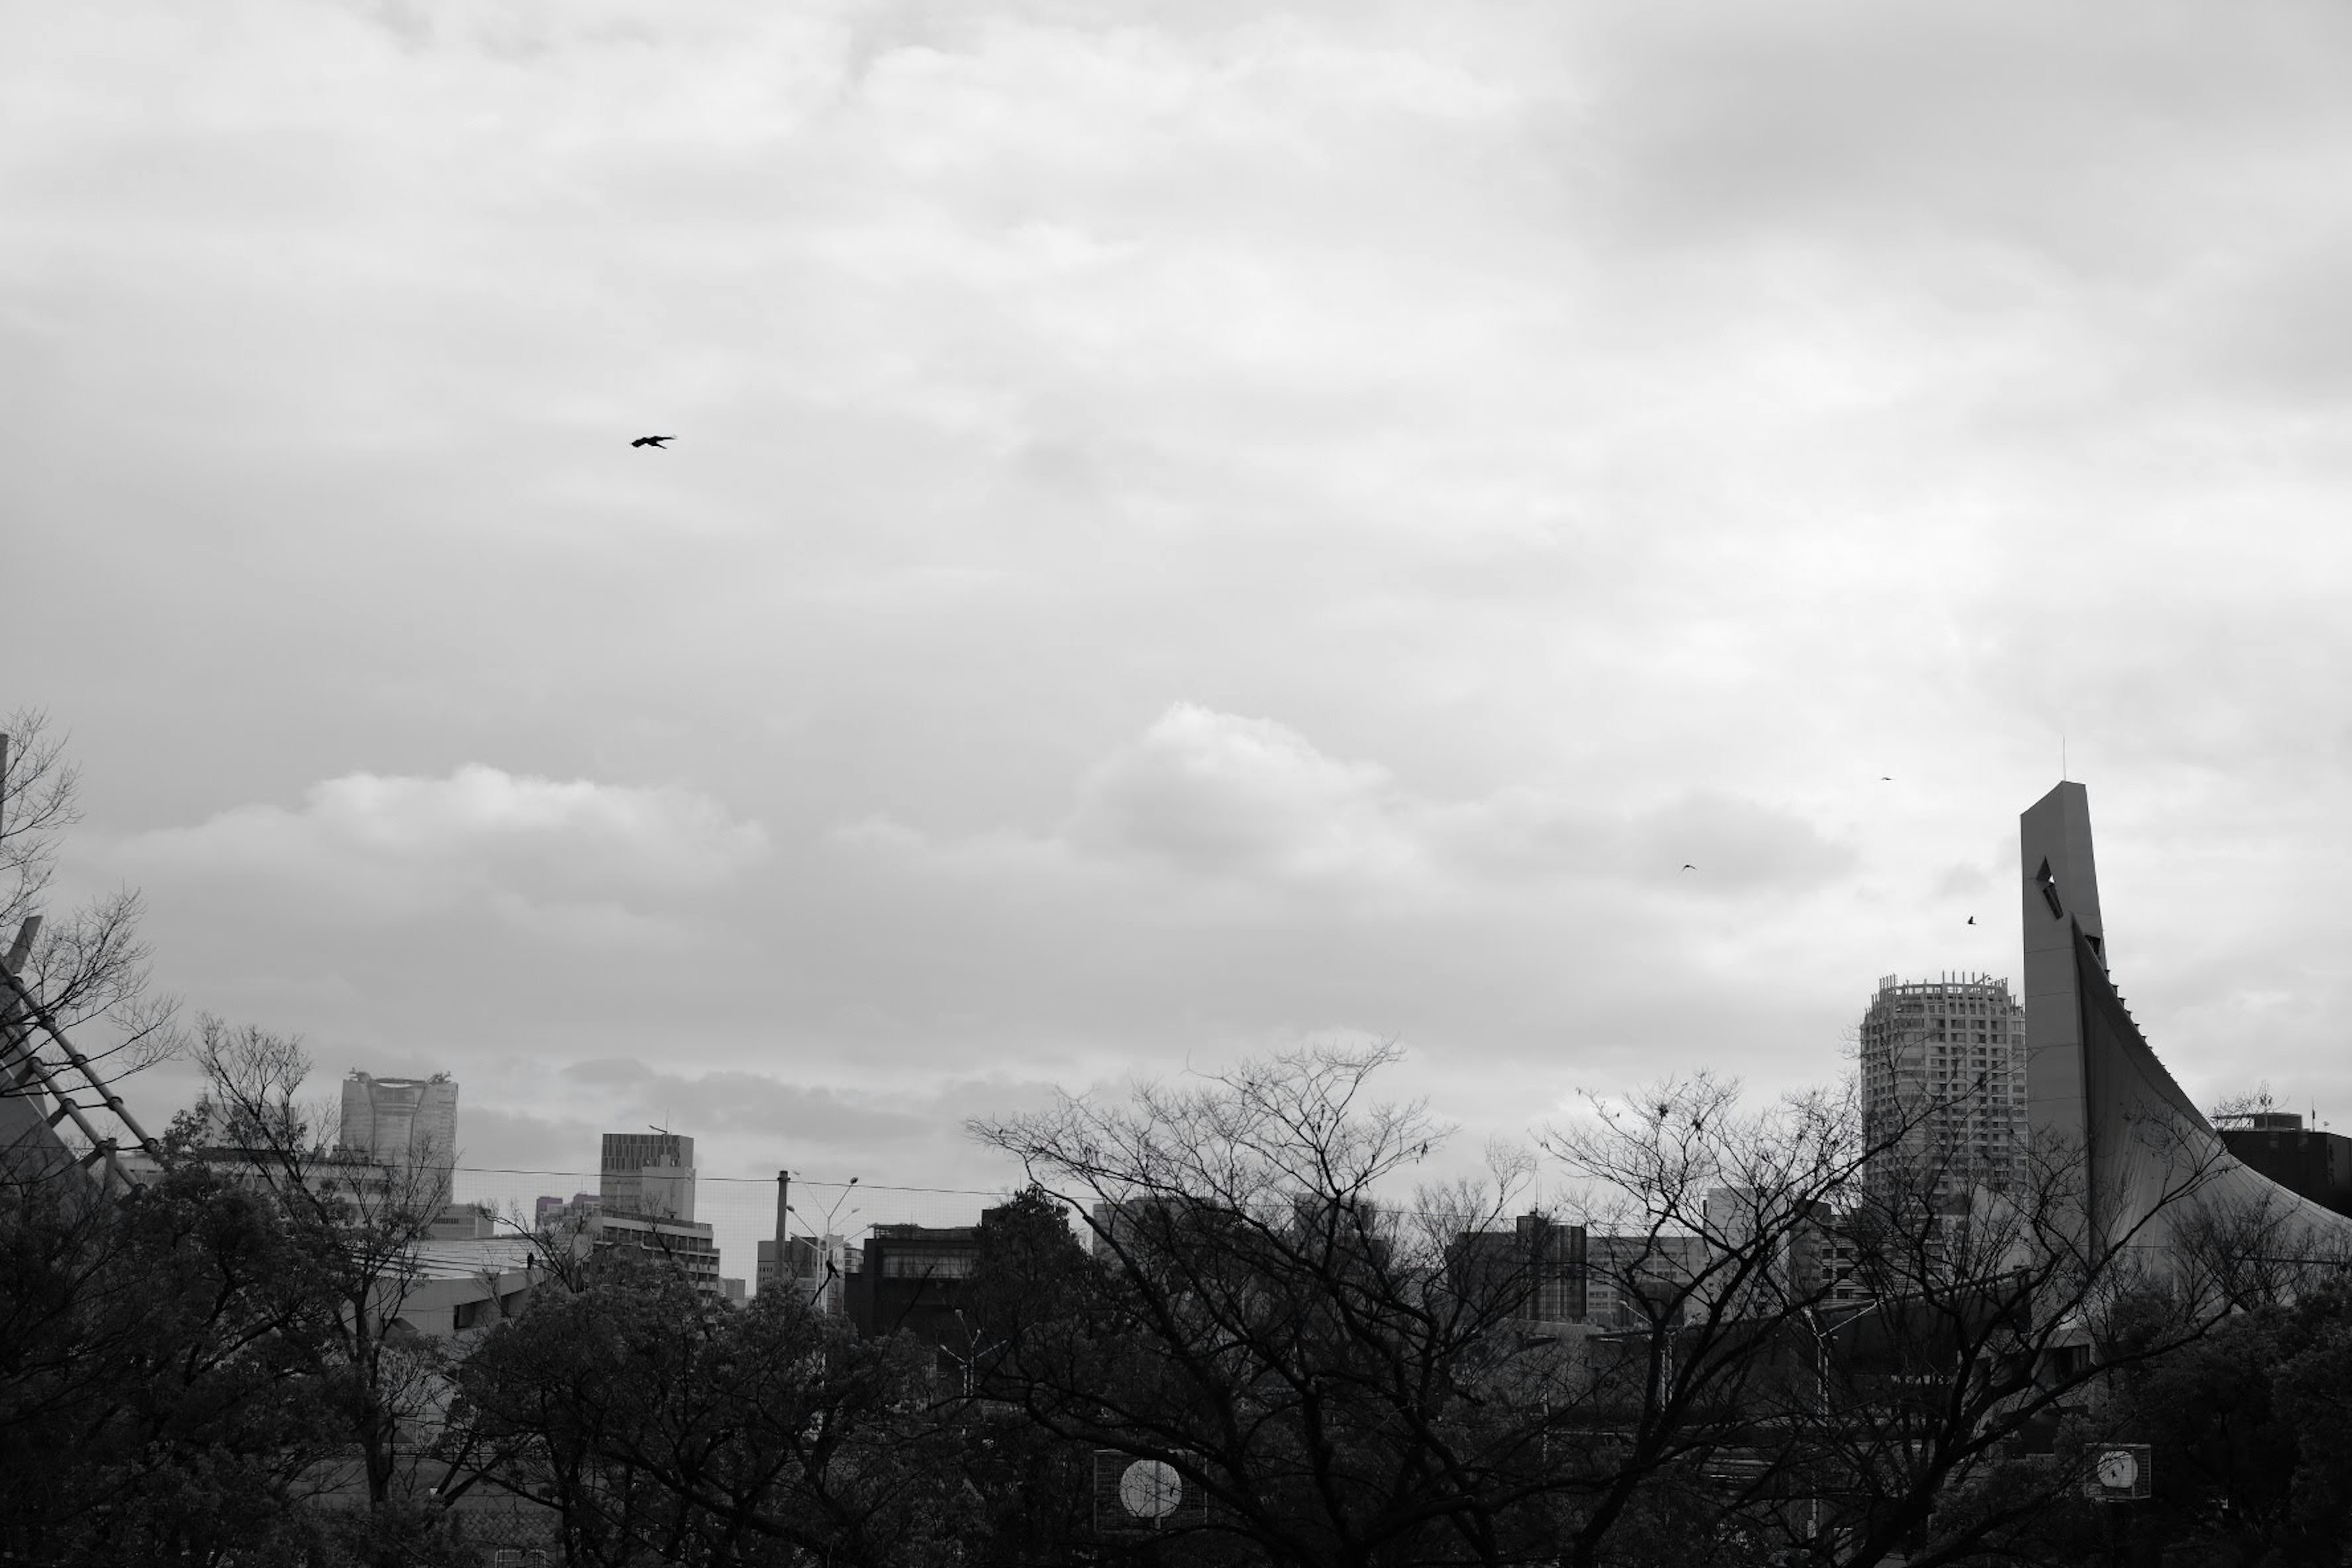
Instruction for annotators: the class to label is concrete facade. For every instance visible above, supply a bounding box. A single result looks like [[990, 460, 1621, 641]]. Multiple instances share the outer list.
[[2019, 783, 2103, 1194]]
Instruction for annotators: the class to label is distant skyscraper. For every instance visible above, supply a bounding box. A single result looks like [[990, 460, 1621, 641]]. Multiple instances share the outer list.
[[600, 1131, 696, 1222], [339, 1071, 458, 1168], [336, 1070, 459, 1211], [1858, 973, 2026, 1196]]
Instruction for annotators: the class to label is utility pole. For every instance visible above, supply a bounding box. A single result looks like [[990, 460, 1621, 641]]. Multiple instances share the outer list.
[[774, 1168, 791, 1294]]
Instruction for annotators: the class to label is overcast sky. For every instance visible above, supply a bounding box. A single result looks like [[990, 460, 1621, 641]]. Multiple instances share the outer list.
[[10, 2, 2352, 1264]]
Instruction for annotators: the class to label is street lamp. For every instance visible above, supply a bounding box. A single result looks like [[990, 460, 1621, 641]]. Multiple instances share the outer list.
[[1798, 1298, 1888, 1553]]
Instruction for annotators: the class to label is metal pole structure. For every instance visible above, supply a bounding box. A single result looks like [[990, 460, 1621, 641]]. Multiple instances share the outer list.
[[0, 916, 40, 1100], [0, 944, 165, 1197], [0, 737, 159, 1200], [0, 959, 162, 1151]]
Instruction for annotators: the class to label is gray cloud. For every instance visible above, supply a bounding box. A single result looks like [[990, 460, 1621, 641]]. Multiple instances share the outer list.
[[10, 0, 2352, 1211]]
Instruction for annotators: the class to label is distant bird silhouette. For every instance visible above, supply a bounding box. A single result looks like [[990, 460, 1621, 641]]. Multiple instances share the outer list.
[[1880, 775, 1893, 782], [630, 435, 676, 449], [1967, 916, 1977, 925], [1681, 864, 1696, 872]]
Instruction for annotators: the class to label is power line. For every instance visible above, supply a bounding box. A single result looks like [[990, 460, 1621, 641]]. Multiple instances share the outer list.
[[448, 1164, 1006, 1198]]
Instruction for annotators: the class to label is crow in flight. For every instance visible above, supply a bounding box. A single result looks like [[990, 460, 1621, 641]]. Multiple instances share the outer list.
[[1967, 916, 1977, 925], [1681, 864, 1696, 872], [630, 435, 676, 449]]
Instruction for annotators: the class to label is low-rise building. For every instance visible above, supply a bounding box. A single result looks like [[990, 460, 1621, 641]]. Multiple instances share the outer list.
[[424, 1202, 502, 1241]]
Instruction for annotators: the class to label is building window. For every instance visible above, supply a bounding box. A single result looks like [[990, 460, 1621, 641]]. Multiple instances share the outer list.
[[880, 1250, 978, 1280]]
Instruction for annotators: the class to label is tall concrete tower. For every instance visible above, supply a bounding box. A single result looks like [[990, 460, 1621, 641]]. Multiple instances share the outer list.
[[2019, 781, 2105, 1174], [2010, 780, 2352, 1261]]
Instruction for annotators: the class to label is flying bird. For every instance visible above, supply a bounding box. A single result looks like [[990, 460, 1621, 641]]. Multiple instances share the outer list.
[[1967, 916, 1977, 925], [630, 435, 676, 448], [1681, 864, 1696, 872], [1880, 776, 1893, 782]]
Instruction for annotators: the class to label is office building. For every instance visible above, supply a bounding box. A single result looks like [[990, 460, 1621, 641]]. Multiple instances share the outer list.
[[600, 1131, 696, 1222], [593, 1211, 722, 1294]]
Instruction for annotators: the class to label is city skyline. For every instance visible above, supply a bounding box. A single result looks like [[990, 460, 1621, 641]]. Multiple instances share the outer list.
[[11, 2, 2352, 1208]]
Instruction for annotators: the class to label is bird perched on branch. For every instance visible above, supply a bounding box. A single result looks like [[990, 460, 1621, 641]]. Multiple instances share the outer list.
[[630, 435, 676, 449]]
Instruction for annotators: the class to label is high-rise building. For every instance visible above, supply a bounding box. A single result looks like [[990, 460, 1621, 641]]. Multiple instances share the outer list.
[[1858, 973, 2026, 1196], [339, 1071, 459, 1168], [337, 1072, 459, 1210], [600, 1131, 695, 1222]]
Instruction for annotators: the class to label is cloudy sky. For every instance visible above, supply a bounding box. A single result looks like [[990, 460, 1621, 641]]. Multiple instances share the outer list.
[[10, 1, 2352, 1262]]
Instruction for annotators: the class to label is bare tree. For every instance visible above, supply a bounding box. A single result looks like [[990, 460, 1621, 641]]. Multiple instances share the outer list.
[[973, 1042, 1625, 1568], [189, 1016, 458, 1512], [0, 710, 178, 1094], [2206, 1081, 2278, 1129], [970, 1044, 2273, 1568], [458, 1265, 979, 1568], [1544, 1072, 2263, 1567]]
